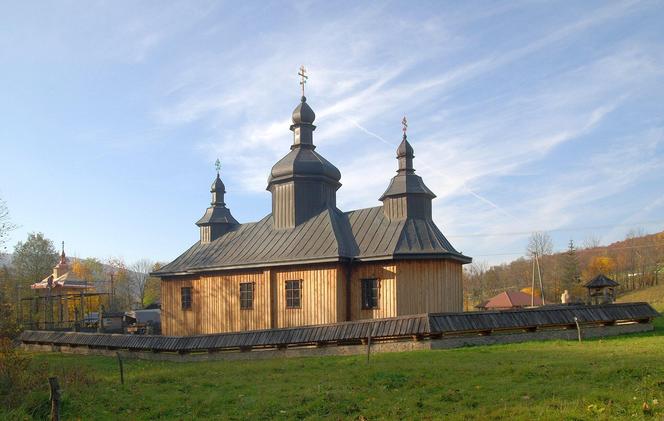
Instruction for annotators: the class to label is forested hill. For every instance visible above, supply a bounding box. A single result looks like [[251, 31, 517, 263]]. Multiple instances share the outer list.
[[463, 230, 664, 308]]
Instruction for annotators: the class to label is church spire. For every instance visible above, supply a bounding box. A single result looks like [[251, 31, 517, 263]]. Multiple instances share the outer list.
[[196, 159, 239, 243], [211, 158, 226, 206], [290, 67, 316, 148], [60, 241, 66, 263], [397, 116, 414, 173], [53, 241, 69, 278], [267, 67, 341, 229], [380, 117, 436, 220]]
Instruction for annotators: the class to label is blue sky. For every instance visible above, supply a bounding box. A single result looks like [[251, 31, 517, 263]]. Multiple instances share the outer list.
[[1, 0, 663, 265]]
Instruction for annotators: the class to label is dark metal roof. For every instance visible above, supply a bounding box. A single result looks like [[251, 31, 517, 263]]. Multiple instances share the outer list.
[[584, 274, 620, 288], [19, 303, 659, 351], [380, 134, 435, 200], [196, 172, 239, 227], [154, 205, 470, 276], [267, 145, 341, 186]]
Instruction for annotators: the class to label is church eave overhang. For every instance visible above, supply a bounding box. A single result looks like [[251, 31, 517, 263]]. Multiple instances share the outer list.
[[151, 256, 350, 277]]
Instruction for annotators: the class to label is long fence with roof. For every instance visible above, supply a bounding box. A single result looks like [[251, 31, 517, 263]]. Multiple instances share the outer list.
[[19, 303, 658, 356]]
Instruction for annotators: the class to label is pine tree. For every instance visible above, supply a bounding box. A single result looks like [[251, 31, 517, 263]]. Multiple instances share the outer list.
[[562, 240, 580, 294]]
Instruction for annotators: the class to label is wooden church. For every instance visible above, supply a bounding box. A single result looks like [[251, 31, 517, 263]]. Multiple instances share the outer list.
[[154, 79, 472, 336]]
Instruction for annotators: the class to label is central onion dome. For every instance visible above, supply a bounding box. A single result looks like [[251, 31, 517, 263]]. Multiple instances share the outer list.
[[267, 96, 341, 186], [267, 95, 342, 228]]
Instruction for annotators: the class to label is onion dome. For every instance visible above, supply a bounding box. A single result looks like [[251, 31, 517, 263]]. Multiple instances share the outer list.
[[267, 92, 342, 228], [380, 119, 436, 220], [211, 173, 225, 200], [267, 96, 341, 186], [292, 96, 316, 125], [197, 166, 239, 242]]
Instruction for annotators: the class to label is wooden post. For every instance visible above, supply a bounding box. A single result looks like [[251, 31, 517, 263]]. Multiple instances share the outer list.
[[116, 352, 124, 385], [48, 377, 61, 421], [80, 291, 85, 324], [366, 324, 376, 363], [574, 316, 582, 342], [58, 295, 64, 328], [98, 304, 104, 333], [74, 307, 79, 332]]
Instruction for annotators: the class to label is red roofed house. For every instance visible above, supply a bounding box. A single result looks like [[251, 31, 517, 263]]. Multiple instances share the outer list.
[[476, 291, 543, 311]]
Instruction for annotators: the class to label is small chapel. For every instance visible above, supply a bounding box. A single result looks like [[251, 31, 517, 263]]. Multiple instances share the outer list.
[[154, 71, 472, 336], [31, 242, 91, 296]]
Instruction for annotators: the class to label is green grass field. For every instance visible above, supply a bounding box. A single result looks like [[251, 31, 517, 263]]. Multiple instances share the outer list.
[[4, 313, 663, 421]]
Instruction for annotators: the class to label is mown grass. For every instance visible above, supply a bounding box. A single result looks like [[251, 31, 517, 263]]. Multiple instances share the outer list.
[[5, 315, 664, 420]]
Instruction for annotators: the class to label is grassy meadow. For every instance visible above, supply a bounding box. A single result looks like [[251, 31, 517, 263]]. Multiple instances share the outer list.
[[3, 312, 663, 420]]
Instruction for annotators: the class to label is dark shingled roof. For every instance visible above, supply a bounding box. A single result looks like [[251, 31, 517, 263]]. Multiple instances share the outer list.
[[584, 274, 620, 289], [154, 206, 470, 276]]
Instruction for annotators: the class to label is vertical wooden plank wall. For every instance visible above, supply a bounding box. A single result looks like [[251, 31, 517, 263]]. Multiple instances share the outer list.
[[160, 259, 464, 336], [395, 259, 463, 314], [348, 262, 398, 320], [273, 264, 342, 328], [161, 271, 271, 336]]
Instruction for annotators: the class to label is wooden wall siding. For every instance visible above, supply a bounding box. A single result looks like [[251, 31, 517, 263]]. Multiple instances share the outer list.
[[348, 262, 398, 321], [161, 277, 195, 336], [395, 260, 463, 315], [161, 271, 271, 336], [160, 260, 463, 335], [273, 265, 342, 328]]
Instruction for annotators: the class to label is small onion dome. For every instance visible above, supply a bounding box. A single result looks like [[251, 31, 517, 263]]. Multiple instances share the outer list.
[[292, 96, 316, 125], [211, 173, 225, 193], [397, 136, 414, 158]]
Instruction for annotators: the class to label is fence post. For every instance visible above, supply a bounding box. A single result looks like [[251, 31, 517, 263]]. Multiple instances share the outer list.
[[48, 377, 61, 421], [116, 352, 125, 385], [574, 316, 582, 342], [366, 324, 376, 363], [98, 304, 105, 333]]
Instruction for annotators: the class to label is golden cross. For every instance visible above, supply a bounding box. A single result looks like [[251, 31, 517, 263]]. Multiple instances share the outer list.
[[298, 65, 308, 97], [402, 116, 408, 134]]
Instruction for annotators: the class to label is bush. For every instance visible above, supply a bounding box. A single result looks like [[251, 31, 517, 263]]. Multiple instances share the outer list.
[[0, 302, 22, 339], [0, 338, 48, 409]]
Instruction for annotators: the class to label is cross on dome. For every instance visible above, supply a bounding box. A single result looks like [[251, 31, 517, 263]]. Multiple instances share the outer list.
[[298, 65, 308, 97]]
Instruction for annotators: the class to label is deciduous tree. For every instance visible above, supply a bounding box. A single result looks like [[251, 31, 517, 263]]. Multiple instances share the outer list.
[[12, 233, 58, 285]]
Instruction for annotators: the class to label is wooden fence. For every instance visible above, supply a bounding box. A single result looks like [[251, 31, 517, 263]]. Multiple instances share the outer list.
[[19, 303, 658, 355]]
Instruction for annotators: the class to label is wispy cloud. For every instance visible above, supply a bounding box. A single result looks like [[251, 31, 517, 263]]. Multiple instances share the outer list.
[[144, 0, 664, 263]]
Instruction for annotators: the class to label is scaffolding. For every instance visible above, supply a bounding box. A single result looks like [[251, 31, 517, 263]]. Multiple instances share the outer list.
[[20, 291, 111, 331]]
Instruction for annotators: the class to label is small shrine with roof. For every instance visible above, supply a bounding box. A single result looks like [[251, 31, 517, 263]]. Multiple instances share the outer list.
[[153, 69, 472, 336], [30, 242, 91, 296]]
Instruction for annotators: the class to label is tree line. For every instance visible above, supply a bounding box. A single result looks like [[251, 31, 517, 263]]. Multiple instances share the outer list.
[[463, 229, 664, 309], [0, 203, 163, 336]]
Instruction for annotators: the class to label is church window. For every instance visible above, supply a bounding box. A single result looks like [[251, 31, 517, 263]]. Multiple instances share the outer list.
[[181, 287, 192, 310], [240, 282, 254, 309], [286, 280, 301, 308], [361, 278, 379, 309]]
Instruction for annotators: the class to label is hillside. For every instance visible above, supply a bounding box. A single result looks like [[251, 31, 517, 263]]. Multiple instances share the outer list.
[[619, 284, 664, 307], [5, 315, 663, 420], [465, 229, 664, 307]]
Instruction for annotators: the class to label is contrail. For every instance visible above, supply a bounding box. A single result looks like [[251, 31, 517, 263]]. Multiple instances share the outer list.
[[344, 116, 518, 221]]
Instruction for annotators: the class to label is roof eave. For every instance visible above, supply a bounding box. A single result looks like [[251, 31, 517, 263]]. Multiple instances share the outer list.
[[152, 256, 351, 277]]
